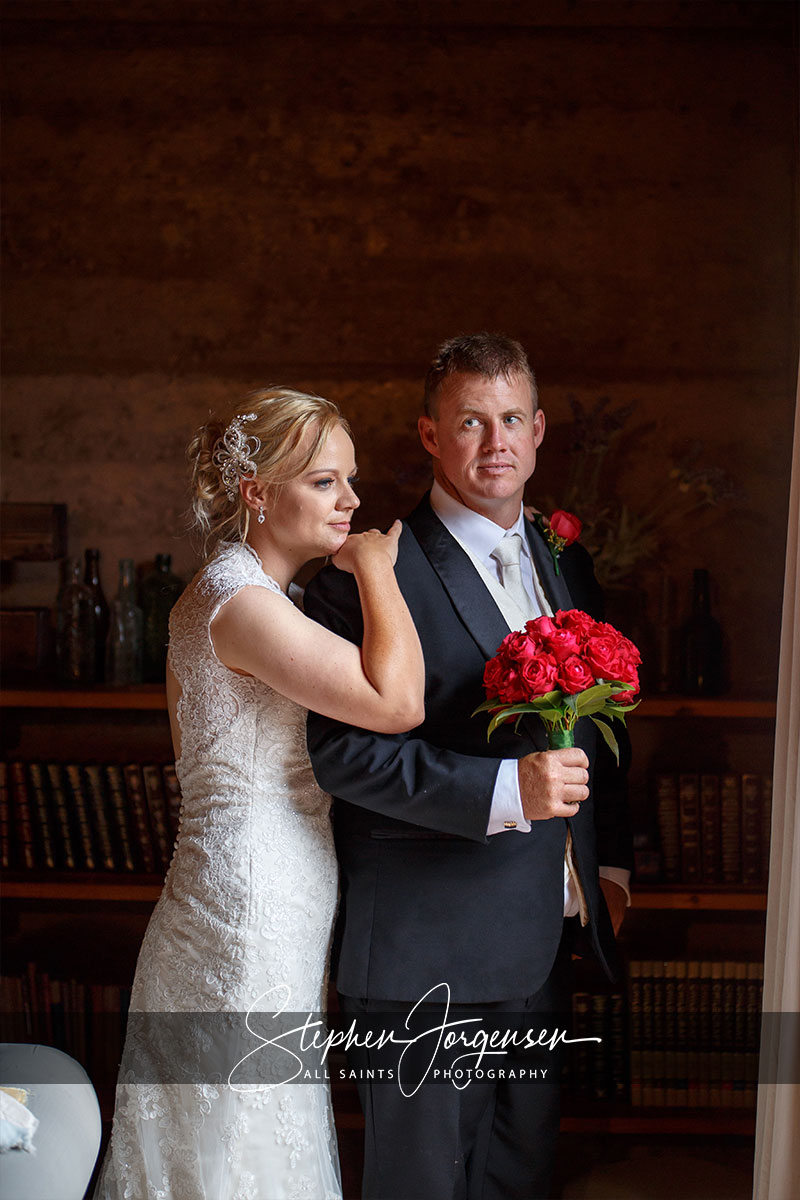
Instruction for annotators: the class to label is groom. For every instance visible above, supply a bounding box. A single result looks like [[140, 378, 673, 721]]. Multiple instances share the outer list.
[[305, 333, 632, 1199]]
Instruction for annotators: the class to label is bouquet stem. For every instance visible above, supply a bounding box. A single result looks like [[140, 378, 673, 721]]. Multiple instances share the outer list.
[[547, 728, 575, 750]]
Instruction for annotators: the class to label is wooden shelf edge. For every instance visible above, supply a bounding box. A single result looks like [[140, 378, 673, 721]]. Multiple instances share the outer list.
[[631, 886, 767, 911], [638, 697, 775, 719], [2, 877, 163, 902]]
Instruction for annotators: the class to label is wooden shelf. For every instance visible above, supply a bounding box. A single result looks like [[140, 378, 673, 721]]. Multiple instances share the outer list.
[[638, 697, 775, 719], [2, 874, 163, 903], [0, 684, 167, 710], [631, 886, 767, 911]]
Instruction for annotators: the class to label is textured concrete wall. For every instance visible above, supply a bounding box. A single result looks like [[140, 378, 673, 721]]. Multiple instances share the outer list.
[[1, 1, 796, 695]]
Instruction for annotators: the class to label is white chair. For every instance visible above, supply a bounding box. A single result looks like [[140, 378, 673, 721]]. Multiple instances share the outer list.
[[0, 1043, 102, 1200]]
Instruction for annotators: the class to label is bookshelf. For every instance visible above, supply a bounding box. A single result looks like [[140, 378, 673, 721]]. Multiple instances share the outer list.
[[1, 684, 775, 1138]]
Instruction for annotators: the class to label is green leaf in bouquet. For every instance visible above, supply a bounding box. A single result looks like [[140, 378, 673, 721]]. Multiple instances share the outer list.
[[589, 715, 621, 764], [575, 685, 616, 717], [574, 682, 614, 706]]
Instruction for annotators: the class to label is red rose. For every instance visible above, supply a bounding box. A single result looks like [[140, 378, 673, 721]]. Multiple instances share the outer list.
[[549, 510, 582, 545], [503, 631, 539, 663], [519, 652, 560, 698], [543, 626, 582, 663], [557, 655, 596, 695], [557, 609, 599, 641], [483, 656, 507, 700], [526, 614, 556, 640], [483, 655, 528, 705], [583, 632, 625, 681]]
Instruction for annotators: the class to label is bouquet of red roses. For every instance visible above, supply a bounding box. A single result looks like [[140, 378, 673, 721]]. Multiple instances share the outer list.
[[474, 609, 641, 763]]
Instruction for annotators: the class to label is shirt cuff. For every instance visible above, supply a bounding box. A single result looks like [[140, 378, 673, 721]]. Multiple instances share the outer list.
[[599, 866, 632, 906], [487, 760, 531, 835]]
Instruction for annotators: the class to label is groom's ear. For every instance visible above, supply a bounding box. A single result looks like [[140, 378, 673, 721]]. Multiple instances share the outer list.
[[418, 414, 439, 458]]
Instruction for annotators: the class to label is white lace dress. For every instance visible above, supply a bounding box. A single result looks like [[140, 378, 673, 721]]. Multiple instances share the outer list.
[[94, 542, 342, 1200]]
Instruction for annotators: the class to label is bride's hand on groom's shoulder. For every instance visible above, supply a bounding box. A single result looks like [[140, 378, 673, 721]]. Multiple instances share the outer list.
[[332, 520, 402, 573]]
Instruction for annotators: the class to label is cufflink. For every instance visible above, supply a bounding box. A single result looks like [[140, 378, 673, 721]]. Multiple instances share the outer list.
[[503, 820, 517, 829]]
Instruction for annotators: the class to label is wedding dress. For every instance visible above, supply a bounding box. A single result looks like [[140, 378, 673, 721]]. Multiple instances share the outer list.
[[95, 541, 341, 1200]]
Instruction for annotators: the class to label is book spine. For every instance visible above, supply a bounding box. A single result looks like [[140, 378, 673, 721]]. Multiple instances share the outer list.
[[102, 765, 137, 872], [640, 961, 655, 1106], [628, 961, 643, 1106], [27, 761, 58, 869], [699, 773, 721, 884], [45, 762, 83, 871], [745, 963, 762, 1108], [662, 960, 678, 1105], [673, 961, 688, 1109], [82, 764, 117, 871], [721, 961, 737, 1107], [123, 763, 156, 873], [733, 962, 748, 1108], [590, 991, 610, 1101], [698, 961, 713, 1107], [141, 763, 173, 873], [685, 961, 701, 1107], [740, 773, 762, 885], [570, 991, 592, 1099], [650, 960, 665, 1105], [608, 990, 628, 1102], [709, 962, 724, 1107], [719, 772, 742, 884], [62, 763, 97, 871], [655, 774, 681, 883], [760, 774, 773, 883], [8, 762, 36, 869], [678, 774, 701, 884]]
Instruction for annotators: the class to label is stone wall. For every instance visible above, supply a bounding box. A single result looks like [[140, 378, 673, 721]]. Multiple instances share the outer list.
[[2, 0, 796, 695]]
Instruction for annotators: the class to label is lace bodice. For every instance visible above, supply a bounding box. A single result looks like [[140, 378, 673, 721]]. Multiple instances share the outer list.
[[95, 540, 341, 1200], [168, 540, 330, 826]]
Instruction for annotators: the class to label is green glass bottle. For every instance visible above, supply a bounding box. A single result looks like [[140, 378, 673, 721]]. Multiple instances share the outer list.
[[140, 554, 184, 683]]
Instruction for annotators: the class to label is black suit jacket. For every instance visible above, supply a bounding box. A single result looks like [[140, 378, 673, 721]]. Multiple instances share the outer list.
[[305, 494, 632, 1004]]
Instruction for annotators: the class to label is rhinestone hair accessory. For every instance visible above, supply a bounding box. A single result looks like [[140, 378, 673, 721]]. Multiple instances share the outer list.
[[213, 413, 262, 502]]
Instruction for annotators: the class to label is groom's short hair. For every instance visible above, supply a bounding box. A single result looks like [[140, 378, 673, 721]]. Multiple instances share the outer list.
[[423, 332, 538, 418]]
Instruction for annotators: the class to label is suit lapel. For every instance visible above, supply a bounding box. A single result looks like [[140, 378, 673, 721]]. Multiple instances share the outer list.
[[525, 517, 575, 613], [405, 496, 511, 662]]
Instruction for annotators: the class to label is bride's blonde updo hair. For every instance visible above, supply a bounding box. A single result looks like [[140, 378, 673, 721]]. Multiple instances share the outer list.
[[188, 387, 349, 555]]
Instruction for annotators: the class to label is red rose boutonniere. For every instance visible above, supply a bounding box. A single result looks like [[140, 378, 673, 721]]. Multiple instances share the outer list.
[[529, 509, 582, 576]]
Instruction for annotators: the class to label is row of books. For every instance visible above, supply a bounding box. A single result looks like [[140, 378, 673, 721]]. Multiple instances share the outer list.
[[1, 760, 181, 875], [563, 959, 763, 1108], [1, 967, 131, 1087], [652, 771, 771, 885], [564, 989, 627, 1103], [3, 961, 762, 1109], [628, 959, 763, 1108]]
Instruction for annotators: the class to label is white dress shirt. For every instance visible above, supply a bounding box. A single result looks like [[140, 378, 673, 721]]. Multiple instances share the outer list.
[[429, 481, 631, 911]]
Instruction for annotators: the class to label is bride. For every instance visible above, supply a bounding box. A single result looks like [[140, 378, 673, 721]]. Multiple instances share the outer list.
[[94, 388, 424, 1199]]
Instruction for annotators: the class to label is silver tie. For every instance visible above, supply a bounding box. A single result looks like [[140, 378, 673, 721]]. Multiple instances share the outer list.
[[490, 534, 532, 617]]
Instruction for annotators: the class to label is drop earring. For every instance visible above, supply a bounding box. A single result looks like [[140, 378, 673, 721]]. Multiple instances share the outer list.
[[257, 505, 265, 525]]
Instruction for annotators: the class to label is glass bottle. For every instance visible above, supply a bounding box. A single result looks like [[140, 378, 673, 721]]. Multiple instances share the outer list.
[[56, 558, 96, 685], [107, 558, 144, 686], [679, 569, 723, 696], [83, 548, 110, 682], [139, 553, 184, 683]]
